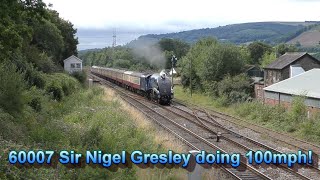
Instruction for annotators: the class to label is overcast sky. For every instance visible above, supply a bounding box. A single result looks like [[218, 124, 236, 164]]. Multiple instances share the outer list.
[[43, 0, 320, 32]]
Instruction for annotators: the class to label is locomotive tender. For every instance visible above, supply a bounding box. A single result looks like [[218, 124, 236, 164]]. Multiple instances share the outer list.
[[91, 66, 173, 105]]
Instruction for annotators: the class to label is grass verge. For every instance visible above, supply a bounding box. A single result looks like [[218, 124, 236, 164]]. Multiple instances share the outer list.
[[0, 85, 187, 179]]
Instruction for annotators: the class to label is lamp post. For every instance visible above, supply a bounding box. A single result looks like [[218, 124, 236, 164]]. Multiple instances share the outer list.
[[171, 55, 177, 88]]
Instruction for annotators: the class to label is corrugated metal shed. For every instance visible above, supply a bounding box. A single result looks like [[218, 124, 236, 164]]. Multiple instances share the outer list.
[[264, 69, 320, 99]]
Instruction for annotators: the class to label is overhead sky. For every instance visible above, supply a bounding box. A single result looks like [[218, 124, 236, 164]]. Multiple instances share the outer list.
[[44, 0, 320, 32], [43, 0, 320, 50]]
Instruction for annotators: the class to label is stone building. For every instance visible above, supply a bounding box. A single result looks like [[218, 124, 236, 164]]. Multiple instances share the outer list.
[[263, 52, 320, 87]]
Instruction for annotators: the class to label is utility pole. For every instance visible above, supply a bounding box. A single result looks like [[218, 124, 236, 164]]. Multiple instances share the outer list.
[[111, 28, 117, 62], [112, 28, 117, 48], [171, 55, 177, 88], [190, 57, 192, 97]]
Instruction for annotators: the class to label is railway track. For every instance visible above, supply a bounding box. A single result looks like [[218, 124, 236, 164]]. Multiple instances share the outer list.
[[175, 101, 320, 172], [89, 74, 316, 179], [167, 105, 320, 179], [90, 74, 271, 179], [174, 100, 320, 156]]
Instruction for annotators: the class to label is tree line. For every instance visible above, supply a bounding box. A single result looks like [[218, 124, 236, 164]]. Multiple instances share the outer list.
[[80, 38, 190, 71], [0, 0, 79, 115], [179, 39, 298, 105], [81, 37, 301, 105]]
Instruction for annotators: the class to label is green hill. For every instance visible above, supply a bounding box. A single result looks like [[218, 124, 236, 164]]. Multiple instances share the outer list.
[[287, 25, 320, 47], [131, 22, 319, 45]]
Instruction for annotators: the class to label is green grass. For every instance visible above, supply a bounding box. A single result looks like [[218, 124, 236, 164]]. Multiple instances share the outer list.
[[0, 86, 184, 179], [174, 86, 231, 113], [174, 85, 320, 145]]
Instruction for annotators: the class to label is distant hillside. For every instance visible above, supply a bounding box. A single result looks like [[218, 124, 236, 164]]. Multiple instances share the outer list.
[[130, 22, 319, 46], [287, 25, 320, 47], [78, 48, 102, 56]]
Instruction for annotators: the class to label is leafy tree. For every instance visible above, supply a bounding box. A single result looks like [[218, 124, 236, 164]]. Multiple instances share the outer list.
[[80, 46, 159, 71], [113, 59, 131, 69], [23, 45, 57, 73], [30, 18, 64, 63], [163, 50, 174, 69], [0, 1, 29, 59], [261, 51, 277, 68], [179, 38, 245, 91], [47, 10, 79, 65], [247, 41, 272, 64], [158, 38, 190, 69], [260, 43, 297, 68], [275, 43, 297, 55], [239, 45, 251, 64]]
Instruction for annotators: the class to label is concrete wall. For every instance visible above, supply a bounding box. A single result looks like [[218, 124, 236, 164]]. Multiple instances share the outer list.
[[64, 57, 82, 73]]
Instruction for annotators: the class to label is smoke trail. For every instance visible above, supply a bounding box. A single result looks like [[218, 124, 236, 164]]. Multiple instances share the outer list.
[[131, 38, 166, 68]]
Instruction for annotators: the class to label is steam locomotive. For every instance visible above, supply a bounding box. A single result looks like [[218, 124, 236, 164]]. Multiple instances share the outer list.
[[91, 66, 174, 105]]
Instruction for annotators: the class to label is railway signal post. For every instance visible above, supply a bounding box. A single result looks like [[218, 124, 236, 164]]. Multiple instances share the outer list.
[[171, 55, 177, 88]]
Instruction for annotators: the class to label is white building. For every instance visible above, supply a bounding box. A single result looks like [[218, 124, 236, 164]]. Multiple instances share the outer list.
[[63, 55, 82, 73]]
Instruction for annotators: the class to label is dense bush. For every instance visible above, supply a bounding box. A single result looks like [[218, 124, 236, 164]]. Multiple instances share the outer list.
[[0, 63, 26, 116], [25, 66, 46, 88], [233, 96, 320, 142], [28, 97, 42, 112], [289, 96, 308, 122], [46, 82, 64, 101], [207, 74, 252, 106], [44, 73, 80, 100], [71, 70, 87, 85]]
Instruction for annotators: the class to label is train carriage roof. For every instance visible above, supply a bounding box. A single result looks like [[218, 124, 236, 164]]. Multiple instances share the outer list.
[[124, 71, 151, 78], [92, 66, 152, 77], [101, 67, 126, 73]]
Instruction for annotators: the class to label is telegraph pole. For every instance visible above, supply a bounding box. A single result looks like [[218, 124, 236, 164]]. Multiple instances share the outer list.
[[171, 55, 177, 88], [112, 28, 117, 48], [190, 57, 192, 97], [111, 28, 117, 62]]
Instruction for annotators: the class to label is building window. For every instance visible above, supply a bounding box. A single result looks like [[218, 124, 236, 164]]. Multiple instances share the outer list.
[[76, 63, 81, 68], [71, 63, 75, 68]]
